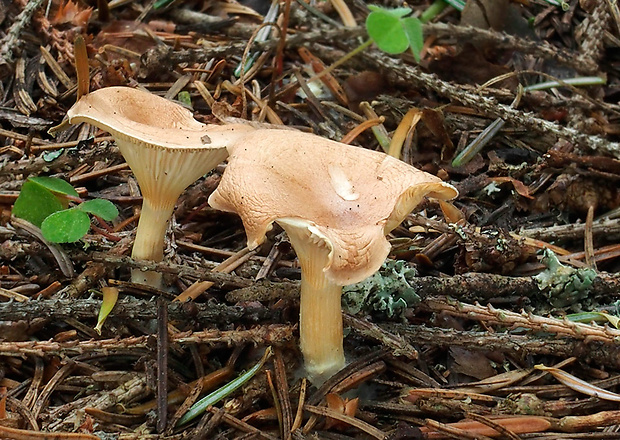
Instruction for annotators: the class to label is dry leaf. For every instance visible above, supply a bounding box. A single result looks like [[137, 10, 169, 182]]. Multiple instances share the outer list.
[[94, 287, 119, 335], [420, 416, 551, 439], [52, 0, 93, 27], [535, 365, 620, 402], [490, 176, 534, 199], [324, 393, 359, 430]]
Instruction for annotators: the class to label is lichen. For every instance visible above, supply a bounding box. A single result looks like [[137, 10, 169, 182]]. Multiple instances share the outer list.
[[534, 248, 597, 309], [342, 259, 420, 320]]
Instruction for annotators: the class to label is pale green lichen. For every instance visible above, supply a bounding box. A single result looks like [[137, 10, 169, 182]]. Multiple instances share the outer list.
[[342, 259, 419, 320], [534, 248, 597, 309], [482, 182, 502, 196]]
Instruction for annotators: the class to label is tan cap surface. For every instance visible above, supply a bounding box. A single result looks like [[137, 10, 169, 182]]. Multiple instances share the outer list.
[[65, 86, 254, 208], [209, 129, 458, 285]]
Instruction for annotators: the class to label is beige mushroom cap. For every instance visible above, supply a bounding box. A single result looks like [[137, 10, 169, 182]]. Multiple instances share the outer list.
[[209, 129, 457, 286], [64, 86, 253, 208], [67, 86, 231, 148]]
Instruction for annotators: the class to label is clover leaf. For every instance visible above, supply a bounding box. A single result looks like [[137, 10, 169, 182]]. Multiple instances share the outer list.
[[78, 199, 119, 221], [12, 179, 65, 227], [366, 6, 424, 61], [41, 209, 91, 243], [13, 176, 119, 243]]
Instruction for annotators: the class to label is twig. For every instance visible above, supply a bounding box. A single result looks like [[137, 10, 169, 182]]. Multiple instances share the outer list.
[[574, 0, 610, 74], [0, 297, 280, 324], [343, 313, 417, 360], [422, 418, 495, 440], [32, 363, 75, 420], [361, 50, 620, 158], [304, 404, 387, 439], [227, 270, 620, 305], [0, 424, 99, 440], [0, 326, 294, 356], [46, 376, 148, 431], [422, 297, 620, 342], [307, 349, 389, 406], [10, 217, 74, 278], [424, 22, 590, 73], [519, 218, 620, 242], [0, 141, 121, 178], [290, 378, 307, 435], [140, 26, 366, 75], [207, 407, 279, 440], [0, 0, 46, 72], [157, 297, 169, 433], [387, 316, 620, 368], [585, 205, 597, 270], [84, 252, 256, 290], [273, 349, 293, 438]]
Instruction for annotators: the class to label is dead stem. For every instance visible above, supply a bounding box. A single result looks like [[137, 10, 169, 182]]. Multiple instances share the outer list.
[[422, 298, 620, 342], [0, 326, 294, 356], [0, 424, 99, 440]]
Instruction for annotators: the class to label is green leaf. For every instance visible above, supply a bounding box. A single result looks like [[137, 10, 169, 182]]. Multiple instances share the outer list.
[[442, 0, 465, 11], [403, 17, 423, 62], [41, 209, 91, 243], [366, 6, 424, 60], [368, 5, 412, 17], [12, 180, 64, 227], [366, 9, 410, 54], [78, 199, 119, 221], [177, 348, 273, 426], [153, 0, 174, 9], [29, 176, 78, 197]]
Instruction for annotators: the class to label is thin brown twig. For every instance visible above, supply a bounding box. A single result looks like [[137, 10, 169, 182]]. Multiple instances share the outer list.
[[361, 50, 620, 157], [0, 424, 99, 440], [304, 404, 387, 439], [0, 326, 294, 356]]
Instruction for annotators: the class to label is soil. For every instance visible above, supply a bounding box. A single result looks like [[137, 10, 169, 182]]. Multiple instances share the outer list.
[[2, 0, 620, 439]]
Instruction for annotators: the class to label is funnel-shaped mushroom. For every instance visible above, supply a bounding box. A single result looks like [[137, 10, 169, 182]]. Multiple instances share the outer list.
[[60, 86, 254, 287], [208, 129, 458, 382]]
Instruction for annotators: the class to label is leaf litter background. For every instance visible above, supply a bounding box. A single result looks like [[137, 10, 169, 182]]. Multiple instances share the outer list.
[[3, 0, 620, 438]]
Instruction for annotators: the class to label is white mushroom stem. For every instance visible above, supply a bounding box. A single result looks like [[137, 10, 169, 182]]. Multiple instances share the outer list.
[[299, 269, 344, 382], [279, 219, 345, 383], [131, 198, 176, 287]]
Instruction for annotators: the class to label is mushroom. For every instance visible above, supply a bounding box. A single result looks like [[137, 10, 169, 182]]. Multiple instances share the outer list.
[[208, 129, 458, 382], [55, 86, 254, 287]]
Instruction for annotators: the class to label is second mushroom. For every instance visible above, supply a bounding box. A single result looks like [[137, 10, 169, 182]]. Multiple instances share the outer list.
[[208, 129, 458, 382]]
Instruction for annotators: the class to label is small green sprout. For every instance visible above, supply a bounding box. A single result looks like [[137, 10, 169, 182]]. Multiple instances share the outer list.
[[153, 0, 173, 9], [566, 311, 620, 328], [177, 91, 193, 107], [12, 176, 119, 243]]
